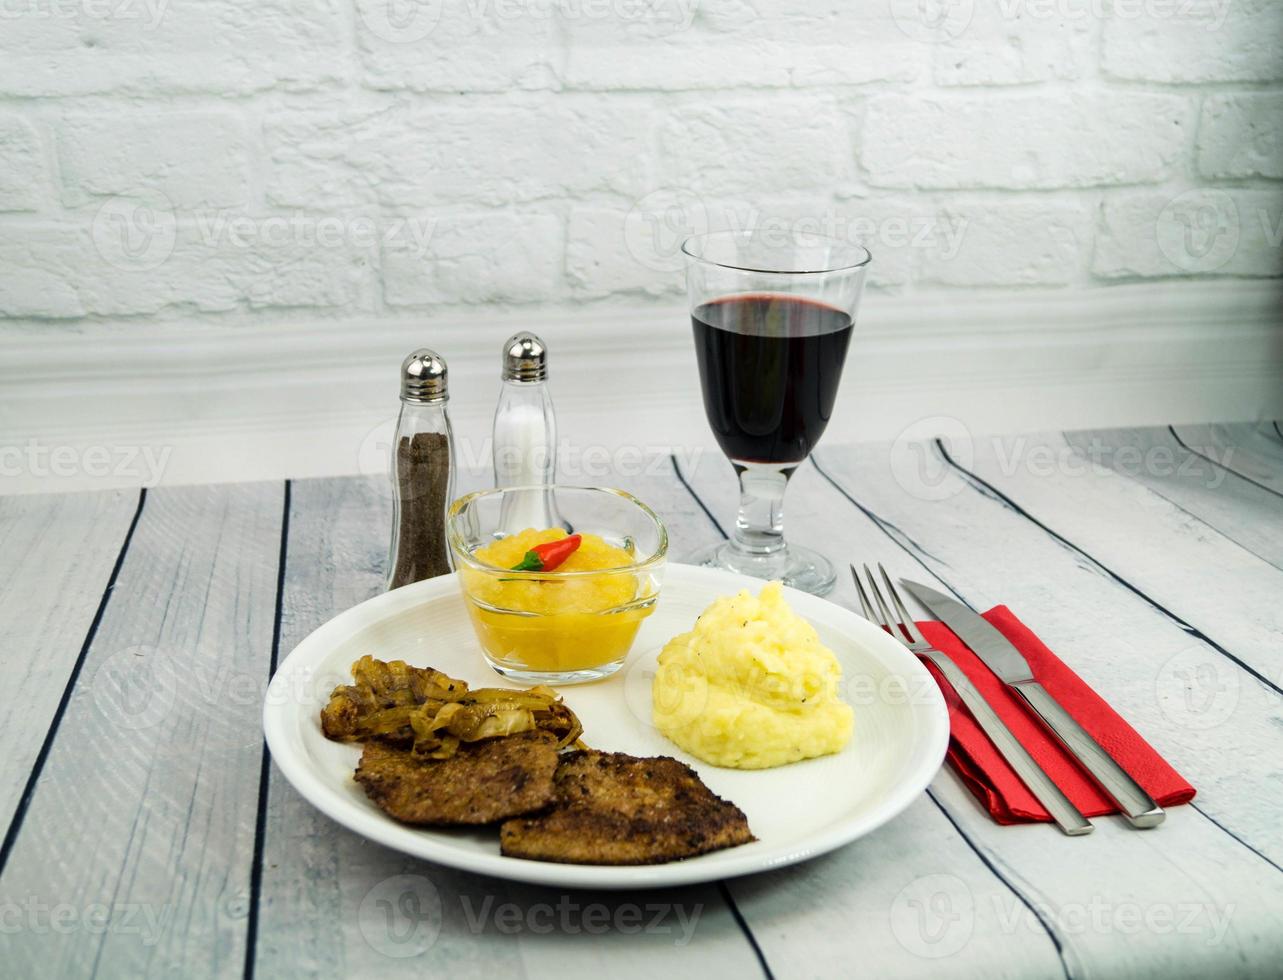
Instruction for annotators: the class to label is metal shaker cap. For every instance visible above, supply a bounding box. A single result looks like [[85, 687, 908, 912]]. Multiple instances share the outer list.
[[502, 331, 548, 382], [400, 348, 448, 403]]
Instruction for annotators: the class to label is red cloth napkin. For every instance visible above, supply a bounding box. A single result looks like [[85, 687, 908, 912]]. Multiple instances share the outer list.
[[918, 606, 1195, 824]]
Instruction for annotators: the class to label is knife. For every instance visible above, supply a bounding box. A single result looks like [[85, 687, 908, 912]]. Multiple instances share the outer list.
[[901, 580, 1165, 829], [914, 646, 1093, 836]]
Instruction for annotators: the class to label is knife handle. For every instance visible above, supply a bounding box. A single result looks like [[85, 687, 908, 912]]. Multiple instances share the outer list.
[[1011, 681, 1165, 829], [919, 651, 1093, 836]]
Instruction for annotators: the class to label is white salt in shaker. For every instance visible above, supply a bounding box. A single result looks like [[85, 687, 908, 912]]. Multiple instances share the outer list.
[[493, 332, 559, 533]]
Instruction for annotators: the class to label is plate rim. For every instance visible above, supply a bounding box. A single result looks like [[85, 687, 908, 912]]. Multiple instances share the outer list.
[[262, 562, 950, 889]]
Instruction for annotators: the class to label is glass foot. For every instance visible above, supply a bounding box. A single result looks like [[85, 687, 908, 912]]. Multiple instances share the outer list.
[[685, 539, 836, 596]]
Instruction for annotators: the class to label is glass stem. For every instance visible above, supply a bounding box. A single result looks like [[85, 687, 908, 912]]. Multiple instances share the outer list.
[[731, 462, 794, 556]]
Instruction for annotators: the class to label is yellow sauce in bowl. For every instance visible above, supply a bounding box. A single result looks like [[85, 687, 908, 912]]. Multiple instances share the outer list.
[[459, 528, 656, 674]]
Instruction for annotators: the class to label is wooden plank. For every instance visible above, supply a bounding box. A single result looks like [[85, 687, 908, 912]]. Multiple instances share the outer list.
[[692, 447, 1283, 977], [1173, 422, 1283, 496], [253, 468, 763, 979], [1065, 427, 1283, 570], [958, 431, 1283, 693], [0, 490, 138, 840], [672, 455, 1065, 980], [0, 483, 284, 978], [813, 439, 1283, 863]]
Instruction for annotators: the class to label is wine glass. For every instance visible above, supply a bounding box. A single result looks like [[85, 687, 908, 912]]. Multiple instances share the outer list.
[[683, 229, 871, 596]]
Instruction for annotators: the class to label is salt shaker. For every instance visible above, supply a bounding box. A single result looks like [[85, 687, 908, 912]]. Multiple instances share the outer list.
[[388, 349, 456, 589], [493, 332, 559, 532]]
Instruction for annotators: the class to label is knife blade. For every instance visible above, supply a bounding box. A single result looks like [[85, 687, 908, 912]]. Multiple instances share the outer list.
[[901, 579, 1165, 829]]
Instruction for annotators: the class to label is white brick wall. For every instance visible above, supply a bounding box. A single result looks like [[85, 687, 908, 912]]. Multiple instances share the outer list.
[[0, 0, 348, 97], [1197, 94, 1283, 179], [0, 115, 46, 212], [57, 112, 250, 208], [0, 0, 1279, 328], [1100, 0, 1281, 84], [1094, 189, 1283, 279]]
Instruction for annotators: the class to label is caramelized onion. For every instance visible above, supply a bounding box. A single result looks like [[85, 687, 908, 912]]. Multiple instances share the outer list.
[[321, 656, 583, 758]]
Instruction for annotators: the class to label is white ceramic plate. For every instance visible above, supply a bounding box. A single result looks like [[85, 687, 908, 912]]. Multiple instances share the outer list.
[[263, 563, 949, 889]]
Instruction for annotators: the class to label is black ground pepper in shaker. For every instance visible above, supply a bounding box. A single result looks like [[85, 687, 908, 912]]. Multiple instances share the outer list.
[[387, 349, 456, 589]]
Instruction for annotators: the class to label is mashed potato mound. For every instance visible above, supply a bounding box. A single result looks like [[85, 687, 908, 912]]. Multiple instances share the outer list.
[[652, 581, 854, 769]]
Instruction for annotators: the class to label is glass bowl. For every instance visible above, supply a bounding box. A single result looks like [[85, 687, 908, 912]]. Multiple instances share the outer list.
[[447, 486, 668, 684]]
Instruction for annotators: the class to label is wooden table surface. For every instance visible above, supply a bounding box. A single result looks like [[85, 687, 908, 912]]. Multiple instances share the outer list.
[[2, 421, 1281, 979]]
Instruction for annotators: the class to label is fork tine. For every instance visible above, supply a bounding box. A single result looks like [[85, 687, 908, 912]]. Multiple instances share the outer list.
[[862, 563, 908, 641], [849, 564, 878, 623], [879, 564, 926, 645]]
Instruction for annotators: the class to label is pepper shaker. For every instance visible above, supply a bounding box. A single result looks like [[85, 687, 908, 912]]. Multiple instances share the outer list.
[[493, 331, 559, 533], [388, 349, 456, 589]]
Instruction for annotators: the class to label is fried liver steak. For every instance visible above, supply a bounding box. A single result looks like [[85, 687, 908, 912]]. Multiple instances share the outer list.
[[499, 750, 755, 865], [355, 731, 559, 825]]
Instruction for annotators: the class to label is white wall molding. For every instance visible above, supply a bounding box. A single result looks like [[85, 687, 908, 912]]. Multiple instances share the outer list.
[[2, 280, 1280, 494]]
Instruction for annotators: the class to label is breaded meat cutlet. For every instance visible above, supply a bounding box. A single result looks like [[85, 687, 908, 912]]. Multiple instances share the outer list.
[[499, 750, 755, 865], [355, 731, 559, 826]]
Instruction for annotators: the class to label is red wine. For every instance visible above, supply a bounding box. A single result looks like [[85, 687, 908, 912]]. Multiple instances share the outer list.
[[693, 293, 852, 464]]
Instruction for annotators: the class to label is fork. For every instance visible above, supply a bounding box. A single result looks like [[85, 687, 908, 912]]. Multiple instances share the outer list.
[[851, 563, 1093, 837]]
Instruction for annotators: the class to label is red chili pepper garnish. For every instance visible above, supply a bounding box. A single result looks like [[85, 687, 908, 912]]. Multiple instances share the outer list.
[[510, 534, 582, 573]]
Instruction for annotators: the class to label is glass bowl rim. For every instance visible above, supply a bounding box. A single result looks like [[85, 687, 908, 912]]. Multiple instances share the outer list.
[[447, 485, 669, 579], [681, 230, 873, 276]]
